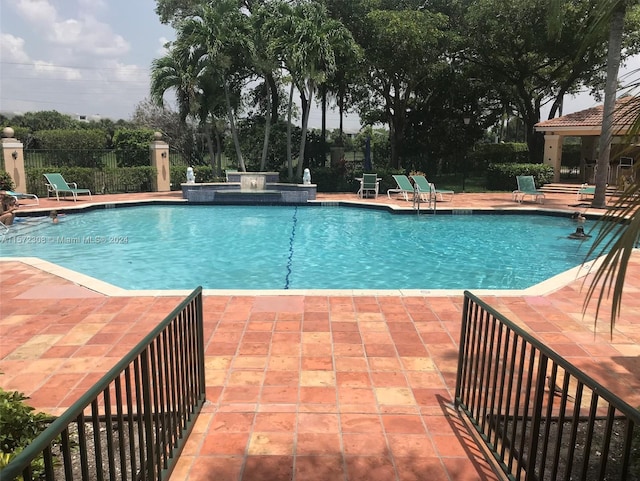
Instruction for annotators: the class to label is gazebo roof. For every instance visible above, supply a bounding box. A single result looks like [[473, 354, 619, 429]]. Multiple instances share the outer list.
[[535, 96, 639, 134]]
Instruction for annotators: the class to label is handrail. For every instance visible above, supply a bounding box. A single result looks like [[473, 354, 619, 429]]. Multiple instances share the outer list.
[[455, 291, 640, 481], [1, 287, 205, 481], [413, 184, 436, 215]]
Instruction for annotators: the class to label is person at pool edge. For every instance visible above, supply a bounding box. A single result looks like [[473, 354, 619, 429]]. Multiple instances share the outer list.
[[50, 210, 59, 224], [0, 191, 18, 226]]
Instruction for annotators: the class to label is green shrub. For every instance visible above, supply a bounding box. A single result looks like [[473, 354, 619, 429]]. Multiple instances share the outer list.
[[0, 171, 15, 190], [486, 163, 554, 191], [0, 387, 53, 477], [34, 129, 108, 168], [26, 167, 156, 196], [113, 129, 154, 167], [470, 143, 529, 171]]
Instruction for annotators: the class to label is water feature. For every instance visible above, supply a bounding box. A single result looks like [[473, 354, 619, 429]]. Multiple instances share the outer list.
[[182, 172, 316, 204]]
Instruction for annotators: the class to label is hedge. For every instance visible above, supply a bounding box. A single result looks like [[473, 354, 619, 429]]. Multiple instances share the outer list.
[[469, 143, 529, 170], [486, 163, 554, 191], [26, 167, 156, 197]]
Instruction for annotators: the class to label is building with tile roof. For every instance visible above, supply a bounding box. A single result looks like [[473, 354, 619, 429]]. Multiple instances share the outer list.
[[534, 96, 639, 183]]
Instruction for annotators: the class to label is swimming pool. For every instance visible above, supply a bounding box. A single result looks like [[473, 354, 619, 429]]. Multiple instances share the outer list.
[[0, 205, 601, 290]]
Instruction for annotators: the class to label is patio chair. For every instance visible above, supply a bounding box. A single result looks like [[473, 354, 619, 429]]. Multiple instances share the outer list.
[[388, 175, 416, 201], [512, 175, 545, 203], [358, 173, 379, 199], [5, 190, 39, 205], [410, 175, 454, 202], [577, 183, 596, 201], [44, 173, 92, 202]]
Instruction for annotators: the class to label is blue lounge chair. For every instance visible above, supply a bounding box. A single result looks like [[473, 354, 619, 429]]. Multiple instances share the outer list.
[[512, 175, 545, 203], [5, 190, 39, 205], [44, 173, 92, 202], [577, 183, 596, 201], [388, 175, 416, 201], [410, 175, 454, 201]]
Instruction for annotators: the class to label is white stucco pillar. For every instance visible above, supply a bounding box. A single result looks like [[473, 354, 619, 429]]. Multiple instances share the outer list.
[[543, 134, 563, 182], [1, 127, 26, 193], [149, 132, 170, 192]]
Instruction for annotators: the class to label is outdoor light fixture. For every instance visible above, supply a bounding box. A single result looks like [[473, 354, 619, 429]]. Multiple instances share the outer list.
[[463, 117, 471, 126], [11, 150, 18, 159], [161, 151, 167, 158]]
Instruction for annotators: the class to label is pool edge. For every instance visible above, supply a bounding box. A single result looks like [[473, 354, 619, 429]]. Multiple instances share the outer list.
[[0, 255, 607, 298]]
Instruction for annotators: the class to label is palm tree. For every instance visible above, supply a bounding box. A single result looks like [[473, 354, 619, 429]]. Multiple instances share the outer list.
[[150, 43, 200, 124], [548, 0, 640, 332], [267, 0, 355, 180], [150, 40, 227, 177], [592, 1, 628, 209], [179, 0, 254, 172]]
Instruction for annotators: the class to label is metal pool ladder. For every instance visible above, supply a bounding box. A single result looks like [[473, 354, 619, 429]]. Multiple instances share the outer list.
[[413, 184, 436, 215]]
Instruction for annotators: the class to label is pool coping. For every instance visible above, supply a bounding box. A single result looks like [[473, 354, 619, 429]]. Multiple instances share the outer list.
[[13, 197, 603, 220], [0, 255, 605, 298], [2, 199, 610, 297]]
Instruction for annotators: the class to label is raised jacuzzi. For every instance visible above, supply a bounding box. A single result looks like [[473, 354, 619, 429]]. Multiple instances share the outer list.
[[181, 172, 317, 204]]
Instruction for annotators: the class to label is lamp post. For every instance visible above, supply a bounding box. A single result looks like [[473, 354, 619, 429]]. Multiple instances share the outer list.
[[463, 116, 471, 192]]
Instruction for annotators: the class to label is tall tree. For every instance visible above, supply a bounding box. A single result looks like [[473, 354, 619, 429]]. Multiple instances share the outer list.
[[357, 8, 450, 169], [266, 0, 355, 179], [593, 1, 627, 208], [462, 0, 620, 162], [546, 0, 640, 332], [179, 0, 254, 171]]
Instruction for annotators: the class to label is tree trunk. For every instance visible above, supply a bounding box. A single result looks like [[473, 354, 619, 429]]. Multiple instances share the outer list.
[[297, 83, 314, 180], [321, 85, 327, 166], [266, 73, 280, 124], [287, 82, 295, 180], [593, 3, 625, 209], [214, 128, 222, 177], [223, 78, 246, 172], [260, 90, 272, 171], [204, 125, 217, 176]]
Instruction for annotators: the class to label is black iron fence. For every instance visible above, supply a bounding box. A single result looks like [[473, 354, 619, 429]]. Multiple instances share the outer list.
[[455, 291, 640, 481], [0, 287, 206, 481]]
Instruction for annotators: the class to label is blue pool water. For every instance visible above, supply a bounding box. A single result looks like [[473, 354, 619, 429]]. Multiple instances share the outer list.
[[0, 205, 601, 290]]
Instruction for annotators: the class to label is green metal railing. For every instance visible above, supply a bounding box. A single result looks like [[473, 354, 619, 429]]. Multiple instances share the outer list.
[[455, 291, 640, 481], [0, 287, 205, 481]]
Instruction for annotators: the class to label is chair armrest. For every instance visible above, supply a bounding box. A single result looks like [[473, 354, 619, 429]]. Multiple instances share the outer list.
[[69, 182, 78, 188]]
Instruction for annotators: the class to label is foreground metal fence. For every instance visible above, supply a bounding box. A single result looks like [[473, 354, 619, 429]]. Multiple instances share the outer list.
[[455, 291, 640, 481], [1, 287, 205, 481]]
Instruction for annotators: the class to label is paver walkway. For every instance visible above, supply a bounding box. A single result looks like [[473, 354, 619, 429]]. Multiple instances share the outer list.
[[1, 191, 639, 481]]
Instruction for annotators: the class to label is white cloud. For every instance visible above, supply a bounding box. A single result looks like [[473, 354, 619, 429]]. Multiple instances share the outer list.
[[13, 0, 130, 59], [50, 15, 130, 57], [0, 33, 30, 63], [33, 61, 82, 80], [14, 0, 58, 27]]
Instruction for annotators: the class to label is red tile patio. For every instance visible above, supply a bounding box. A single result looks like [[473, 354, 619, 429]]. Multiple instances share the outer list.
[[1, 190, 640, 481]]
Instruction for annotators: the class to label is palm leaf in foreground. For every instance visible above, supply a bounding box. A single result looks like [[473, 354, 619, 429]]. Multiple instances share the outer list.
[[583, 183, 640, 334]]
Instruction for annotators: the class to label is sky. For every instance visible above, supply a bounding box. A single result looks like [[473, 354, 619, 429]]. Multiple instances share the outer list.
[[0, 0, 638, 131]]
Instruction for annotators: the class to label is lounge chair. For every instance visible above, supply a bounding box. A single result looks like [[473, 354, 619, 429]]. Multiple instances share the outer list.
[[358, 173, 380, 199], [44, 173, 92, 202], [410, 175, 454, 201], [512, 175, 545, 203], [577, 183, 596, 201], [388, 175, 416, 201], [5, 190, 39, 205]]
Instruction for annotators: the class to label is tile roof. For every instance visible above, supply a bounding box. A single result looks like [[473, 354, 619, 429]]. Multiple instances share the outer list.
[[535, 96, 640, 129]]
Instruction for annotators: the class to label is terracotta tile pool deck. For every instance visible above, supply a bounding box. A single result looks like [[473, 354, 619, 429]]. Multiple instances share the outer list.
[[1, 190, 640, 481]]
